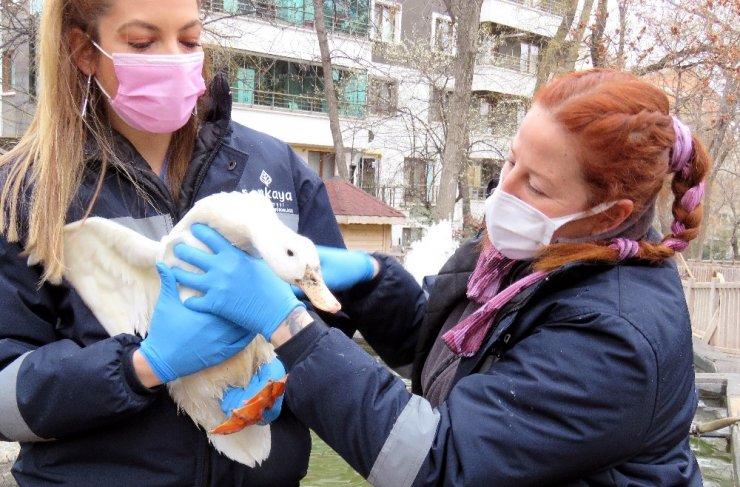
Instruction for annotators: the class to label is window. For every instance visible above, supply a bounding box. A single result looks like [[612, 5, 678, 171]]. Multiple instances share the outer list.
[[478, 23, 542, 74], [226, 53, 366, 116], [475, 93, 523, 136], [356, 157, 378, 196], [403, 157, 431, 205], [368, 78, 397, 115], [1, 50, 15, 94], [520, 42, 539, 74], [432, 13, 455, 52], [214, 0, 276, 17], [429, 87, 451, 123], [372, 1, 400, 43], [307, 151, 336, 179], [467, 159, 501, 200], [206, 0, 369, 36], [402, 227, 424, 246]]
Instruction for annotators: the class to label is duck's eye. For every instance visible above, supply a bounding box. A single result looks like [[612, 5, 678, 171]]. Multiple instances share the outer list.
[[287, 249, 294, 257]]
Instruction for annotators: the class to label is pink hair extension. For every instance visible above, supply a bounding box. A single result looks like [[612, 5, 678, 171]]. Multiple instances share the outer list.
[[609, 238, 639, 261], [665, 116, 703, 252], [663, 238, 689, 252], [671, 116, 693, 178]]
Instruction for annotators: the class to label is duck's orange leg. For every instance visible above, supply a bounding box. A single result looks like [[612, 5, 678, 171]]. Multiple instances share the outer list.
[[210, 375, 288, 435]]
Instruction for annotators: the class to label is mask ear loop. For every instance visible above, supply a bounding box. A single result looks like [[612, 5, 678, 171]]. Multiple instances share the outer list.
[[80, 74, 92, 117]]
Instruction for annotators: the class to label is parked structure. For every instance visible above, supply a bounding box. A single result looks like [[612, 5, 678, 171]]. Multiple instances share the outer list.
[[324, 177, 405, 253]]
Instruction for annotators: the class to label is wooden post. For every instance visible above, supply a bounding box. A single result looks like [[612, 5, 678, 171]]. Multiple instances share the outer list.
[[702, 277, 720, 346]]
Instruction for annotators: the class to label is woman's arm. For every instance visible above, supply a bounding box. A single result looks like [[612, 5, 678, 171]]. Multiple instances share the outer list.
[[0, 238, 159, 441], [273, 312, 660, 486]]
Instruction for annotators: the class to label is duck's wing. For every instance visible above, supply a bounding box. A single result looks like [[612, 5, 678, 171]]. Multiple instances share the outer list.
[[60, 217, 161, 337]]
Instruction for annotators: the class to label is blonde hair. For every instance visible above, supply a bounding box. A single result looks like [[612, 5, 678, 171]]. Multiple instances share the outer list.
[[0, 0, 201, 283]]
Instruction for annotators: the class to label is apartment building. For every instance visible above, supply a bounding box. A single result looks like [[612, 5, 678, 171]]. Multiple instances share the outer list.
[[202, 0, 565, 245], [0, 0, 565, 245]]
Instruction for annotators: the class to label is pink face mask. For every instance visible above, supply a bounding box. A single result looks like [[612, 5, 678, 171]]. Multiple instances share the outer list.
[[92, 41, 206, 133]]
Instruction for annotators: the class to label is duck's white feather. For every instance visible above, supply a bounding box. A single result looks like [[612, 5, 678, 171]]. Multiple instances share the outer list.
[[31, 191, 312, 467], [60, 217, 161, 337]]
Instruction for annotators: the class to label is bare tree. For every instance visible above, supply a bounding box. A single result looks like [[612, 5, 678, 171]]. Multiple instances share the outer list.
[[432, 0, 484, 222], [535, 0, 596, 91], [312, 0, 348, 180]]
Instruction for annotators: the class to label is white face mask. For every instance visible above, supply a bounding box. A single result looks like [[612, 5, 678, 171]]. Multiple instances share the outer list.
[[485, 188, 616, 260]]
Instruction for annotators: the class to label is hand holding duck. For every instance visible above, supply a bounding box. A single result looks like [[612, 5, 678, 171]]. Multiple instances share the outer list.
[[173, 223, 304, 340], [140, 263, 256, 383]]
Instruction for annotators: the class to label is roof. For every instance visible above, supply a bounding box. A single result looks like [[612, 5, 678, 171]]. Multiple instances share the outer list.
[[324, 178, 406, 225]]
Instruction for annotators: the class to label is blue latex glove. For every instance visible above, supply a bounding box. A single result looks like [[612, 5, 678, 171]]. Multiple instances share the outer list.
[[220, 357, 286, 425], [292, 245, 377, 296], [139, 263, 257, 384], [171, 224, 305, 340]]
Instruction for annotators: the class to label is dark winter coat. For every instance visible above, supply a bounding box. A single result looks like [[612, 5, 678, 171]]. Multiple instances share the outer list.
[[278, 236, 702, 486], [0, 100, 344, 486]]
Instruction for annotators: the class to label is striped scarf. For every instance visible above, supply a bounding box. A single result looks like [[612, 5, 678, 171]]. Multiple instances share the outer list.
[[442, 244, 549, 357]]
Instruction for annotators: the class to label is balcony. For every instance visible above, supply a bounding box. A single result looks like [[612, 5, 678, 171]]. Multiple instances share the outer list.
[[477, 50, 537, 75], [232, 87, 366, 117], [505, 0, 566, 16], [202, 0, 370, 38], [480, 0, 562, 38]]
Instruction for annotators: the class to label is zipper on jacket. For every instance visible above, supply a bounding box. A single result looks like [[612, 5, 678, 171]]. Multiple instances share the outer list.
[[185, 121, 230, 213]]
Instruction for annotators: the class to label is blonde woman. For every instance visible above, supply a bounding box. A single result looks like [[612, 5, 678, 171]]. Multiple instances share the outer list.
[[0, 0, 346, 485]]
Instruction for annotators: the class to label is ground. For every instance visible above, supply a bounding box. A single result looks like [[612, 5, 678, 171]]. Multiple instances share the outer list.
[[0, 443, 18, 487]]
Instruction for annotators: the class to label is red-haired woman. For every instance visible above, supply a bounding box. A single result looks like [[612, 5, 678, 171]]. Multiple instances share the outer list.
[[175, 68, 708, 486]]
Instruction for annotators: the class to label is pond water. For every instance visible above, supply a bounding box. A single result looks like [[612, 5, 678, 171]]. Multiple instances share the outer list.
[[691, 389, 734, 486]]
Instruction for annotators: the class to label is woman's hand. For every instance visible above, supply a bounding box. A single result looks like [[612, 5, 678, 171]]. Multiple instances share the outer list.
[[221, 357, 286, 425], [313, 246, 379, 291], [138, 263, 257, 384], [171, 224, 305, 341]]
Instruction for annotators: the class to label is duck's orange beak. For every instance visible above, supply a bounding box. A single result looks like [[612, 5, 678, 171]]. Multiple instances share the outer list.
[[297, 265, 341, 313]]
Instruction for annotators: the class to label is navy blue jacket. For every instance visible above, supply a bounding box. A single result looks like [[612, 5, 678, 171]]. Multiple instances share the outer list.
[[277, 238, 702, 486], [0, 102, 345, 485]]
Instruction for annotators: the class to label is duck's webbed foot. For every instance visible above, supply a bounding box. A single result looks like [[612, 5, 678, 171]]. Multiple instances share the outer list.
[[210, 375, 288, 435]]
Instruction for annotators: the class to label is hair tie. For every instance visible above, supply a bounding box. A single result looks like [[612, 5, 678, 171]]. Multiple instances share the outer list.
[[670, 116, 693, 178], [663, 237, 689, 253], [681, 180, 704, 213], [609, 238, 640, 261]]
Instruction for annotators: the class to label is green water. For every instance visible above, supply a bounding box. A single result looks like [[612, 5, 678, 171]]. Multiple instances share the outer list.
[[691, 390, 734, 487], [303, 432, 370, 486]]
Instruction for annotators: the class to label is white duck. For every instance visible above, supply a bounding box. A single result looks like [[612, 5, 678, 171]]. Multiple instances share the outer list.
[[28, 190, 340, 467]]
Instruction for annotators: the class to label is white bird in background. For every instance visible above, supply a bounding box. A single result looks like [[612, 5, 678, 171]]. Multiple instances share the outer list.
[[28, 190, 341, 467]]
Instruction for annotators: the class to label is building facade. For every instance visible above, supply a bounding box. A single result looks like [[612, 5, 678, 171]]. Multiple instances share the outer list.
[[202, 0, 565, 247], [1, 0, 566, 247]]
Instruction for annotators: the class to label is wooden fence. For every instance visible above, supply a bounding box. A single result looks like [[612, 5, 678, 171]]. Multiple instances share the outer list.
[[681, 257, 740, 355]]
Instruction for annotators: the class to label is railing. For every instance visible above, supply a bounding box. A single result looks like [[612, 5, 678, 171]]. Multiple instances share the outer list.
[[232, 88, 366, 117], [681, 259, 740, 355], [202, 0, 369, 38], [469, 186, 488, 200], [476, 50, 537, 75], [504, 0, 566, 16], [377, 185, 437, 208]]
